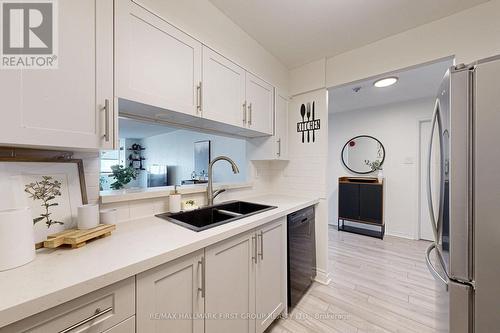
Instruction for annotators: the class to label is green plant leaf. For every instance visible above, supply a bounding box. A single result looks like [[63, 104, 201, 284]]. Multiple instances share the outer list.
[[33, 216, 45, 224]]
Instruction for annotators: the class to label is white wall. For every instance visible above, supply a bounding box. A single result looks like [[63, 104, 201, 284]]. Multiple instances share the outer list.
[[289, 0, 500, 94], [328, 98, 435, 239], [134, 0, 289, 93], [143, 129, 248, 185], [326, 0, 500, 88], [273, 88, 330, 284]]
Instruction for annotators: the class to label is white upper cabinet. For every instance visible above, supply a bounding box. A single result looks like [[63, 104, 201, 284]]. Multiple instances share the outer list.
[[115, 0, 202, 117], [202, 47, 246, 127], [245, 73, 274, 135], [274, 93, 289, 159], [247, 92, 289, 160], [0, 0, 114, 150]]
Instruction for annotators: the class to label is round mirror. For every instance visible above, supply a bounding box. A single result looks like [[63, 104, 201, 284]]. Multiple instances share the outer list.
[[341, 135, 385, 174]]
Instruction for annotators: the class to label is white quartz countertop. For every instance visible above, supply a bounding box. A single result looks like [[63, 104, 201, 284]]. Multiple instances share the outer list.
[[0, 194, 319, 327]]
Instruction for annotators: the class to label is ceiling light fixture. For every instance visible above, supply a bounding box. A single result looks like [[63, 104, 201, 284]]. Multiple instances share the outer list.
[[373, 76, 398, 88]]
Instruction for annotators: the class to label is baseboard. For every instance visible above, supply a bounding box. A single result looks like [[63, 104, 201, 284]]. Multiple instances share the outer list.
[[385, 230, 415, 240], [314, 268, 331, 285]]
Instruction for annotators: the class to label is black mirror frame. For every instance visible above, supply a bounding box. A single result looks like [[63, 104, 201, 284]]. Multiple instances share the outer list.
[[341, 135, 386, 175]]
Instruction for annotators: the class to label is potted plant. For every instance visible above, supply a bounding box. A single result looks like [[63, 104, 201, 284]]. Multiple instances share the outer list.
[[108, 165, 137, 190], [365, 159, 384, 182]]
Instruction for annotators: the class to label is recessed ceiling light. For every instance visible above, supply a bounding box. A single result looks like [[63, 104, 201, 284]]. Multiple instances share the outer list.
[[373, 77, 398, 88]]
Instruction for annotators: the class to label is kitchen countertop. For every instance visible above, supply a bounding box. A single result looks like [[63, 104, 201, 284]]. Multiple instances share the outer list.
[[0, 194, 319, 327]]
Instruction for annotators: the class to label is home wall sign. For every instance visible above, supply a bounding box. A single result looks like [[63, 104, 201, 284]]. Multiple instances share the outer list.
[[297, 101, 320, 143]]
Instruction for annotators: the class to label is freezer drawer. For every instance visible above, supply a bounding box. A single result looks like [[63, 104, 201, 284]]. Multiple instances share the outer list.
[[449, 281, 472, 333]]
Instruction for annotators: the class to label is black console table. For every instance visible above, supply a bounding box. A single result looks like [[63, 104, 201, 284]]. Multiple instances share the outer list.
[[338, 177, 385, 239]]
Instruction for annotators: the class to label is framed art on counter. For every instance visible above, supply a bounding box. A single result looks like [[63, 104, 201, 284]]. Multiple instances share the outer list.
[[0, 154, 88, 244]]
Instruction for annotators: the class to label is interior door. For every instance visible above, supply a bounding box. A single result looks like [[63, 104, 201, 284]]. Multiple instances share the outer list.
[[115, 0, 202, 117], [0, 0, 113, 149], [246, 73, 274, 135], [202, 47, 246, 127], [205, 232, 256, 333], [255, 219, 286, 333]]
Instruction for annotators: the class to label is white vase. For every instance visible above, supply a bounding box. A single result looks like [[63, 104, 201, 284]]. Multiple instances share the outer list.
[[377, 170, 384, 183], [0, 207, 35, 271]]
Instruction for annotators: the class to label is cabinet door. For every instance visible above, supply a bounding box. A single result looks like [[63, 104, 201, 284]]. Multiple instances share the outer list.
[[115, 0, 202, 117], [256, 219, 286, 333], [136, 250, 204, 333], [202, 47, 246, 127], [359, 185, 383, 224], [205, 233, 256, 333], [338, 183, 360, 220], [0, 0, 114, 150], [246, 73, 274, 135], [275, 93, 289, 159]]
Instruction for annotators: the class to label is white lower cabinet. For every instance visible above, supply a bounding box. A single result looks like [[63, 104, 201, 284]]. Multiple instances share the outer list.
[[205, 232, 256, 333], [136, 250, 204, 333], [255, 219, 287, 333], [1, 277, 135, 333], [204, 217, 286, 333], [1, 220, 286, 333]]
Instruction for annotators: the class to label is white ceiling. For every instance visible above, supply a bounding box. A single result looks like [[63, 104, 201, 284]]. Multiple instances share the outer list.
[[209, 0, 489, 68], [329, 58, 453, 113], [119, 117, 178, 139]]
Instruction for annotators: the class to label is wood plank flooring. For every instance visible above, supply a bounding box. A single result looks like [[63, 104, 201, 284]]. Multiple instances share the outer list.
[[267, 227, 447, 333]]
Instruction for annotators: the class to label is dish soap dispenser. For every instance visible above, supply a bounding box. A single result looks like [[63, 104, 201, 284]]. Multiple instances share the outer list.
[[169, 185, 182, 213]]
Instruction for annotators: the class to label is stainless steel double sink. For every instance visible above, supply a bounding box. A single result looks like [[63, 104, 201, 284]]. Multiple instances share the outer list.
[[155, 200, 277, 232]]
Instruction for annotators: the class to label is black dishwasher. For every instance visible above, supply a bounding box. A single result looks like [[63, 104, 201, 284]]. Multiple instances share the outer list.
[[287, 206, 316, 309]]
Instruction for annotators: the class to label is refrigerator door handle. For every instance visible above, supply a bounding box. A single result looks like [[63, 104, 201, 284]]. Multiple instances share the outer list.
[[427, 98, 446, 243], [425, 243, 449, 289]]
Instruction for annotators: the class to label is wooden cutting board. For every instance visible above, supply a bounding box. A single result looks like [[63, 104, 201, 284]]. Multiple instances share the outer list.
[[42, 224, 116, 249]]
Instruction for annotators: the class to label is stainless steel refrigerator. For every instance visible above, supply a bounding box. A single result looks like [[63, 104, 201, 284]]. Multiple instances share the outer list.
[[425, 55, 500, 333]]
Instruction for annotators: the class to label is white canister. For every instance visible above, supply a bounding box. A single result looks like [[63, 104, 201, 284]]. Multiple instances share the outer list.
[[100, 208, 118, 225], [0, 207, 35, 271], [77, 204, 100, 230]]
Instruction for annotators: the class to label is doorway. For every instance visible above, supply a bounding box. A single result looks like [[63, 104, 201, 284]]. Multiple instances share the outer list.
[[418, 119, 440, 241]]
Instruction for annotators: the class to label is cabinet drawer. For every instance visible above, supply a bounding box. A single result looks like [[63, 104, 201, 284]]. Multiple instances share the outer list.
[[1, 277, 135, 333], [103, 316, 135, 333]]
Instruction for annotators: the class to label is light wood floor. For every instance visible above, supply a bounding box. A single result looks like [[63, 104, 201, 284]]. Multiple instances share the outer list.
[[267, 227, 446, 333]]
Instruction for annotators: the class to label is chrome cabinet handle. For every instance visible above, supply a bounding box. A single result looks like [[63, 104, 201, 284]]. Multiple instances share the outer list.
[[277, 138, 281, 157], [103, 99, 110, 142], [242, 101, 247, 124], [248, 103, 252, 125], [59, 307, 113, 333], [258, 231, 264, 260], [196, 82, 202, 114], [252, 234, 257, 264], [425, 243, 449, 290], [426, 98, 445, 243], [198, 257, 205, 298]]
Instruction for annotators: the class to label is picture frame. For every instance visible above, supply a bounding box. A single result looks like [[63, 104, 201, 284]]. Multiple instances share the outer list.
[[0, 151, 88, 245]]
